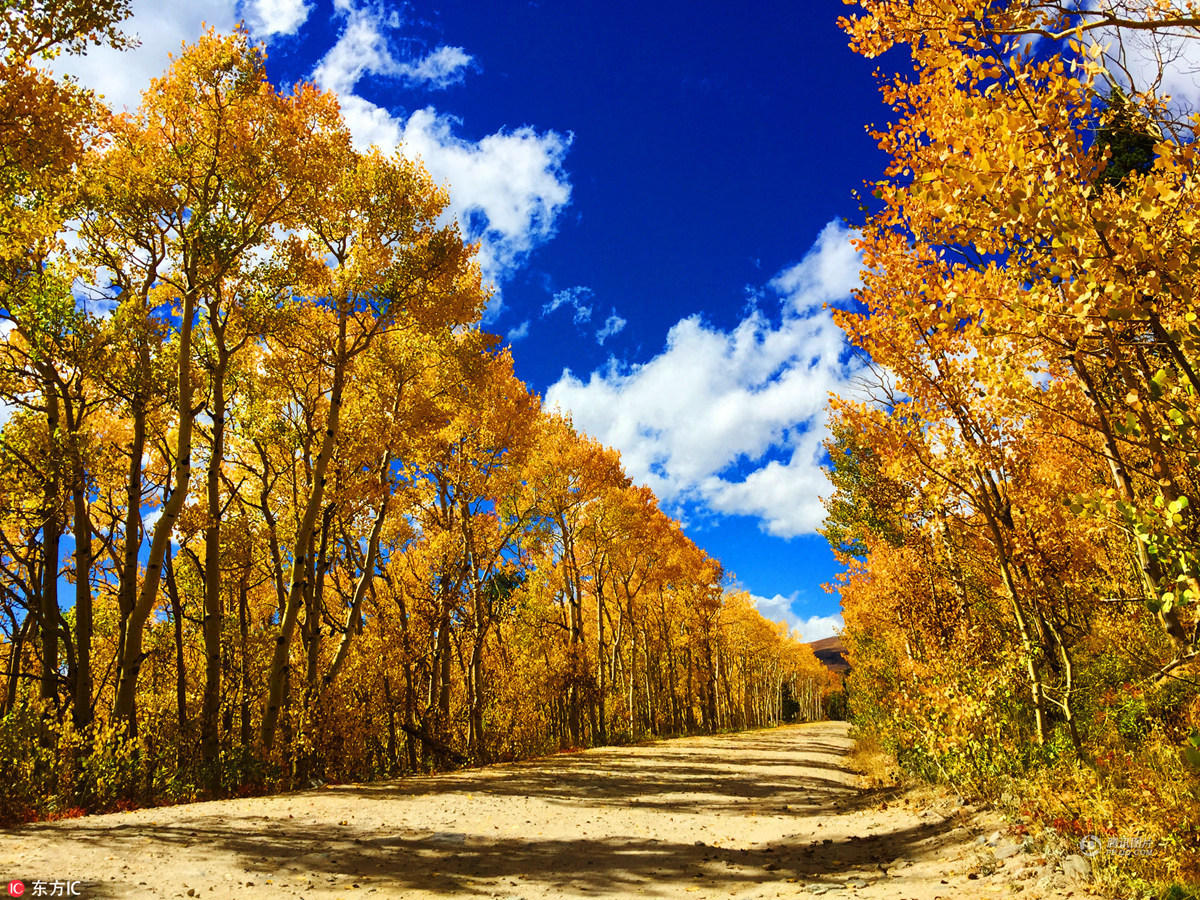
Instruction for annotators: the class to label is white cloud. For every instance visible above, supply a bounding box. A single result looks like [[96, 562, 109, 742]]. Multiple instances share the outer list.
[[312, 3, 472, 93], [46, 0, 312, 110], [770, 220, 861, 313], [701, 428, 832, 538], [1090, 25, 1200, 112], [506, 320, 530, 342], [750, 591, 843, 643], [311, 2, 394, 93], [543, 286, 593, 323], [245, 0, 313, 38], [595, 311, 627, 345], [791, 614, 845, 643], [396, 109, 571, 315], [49, 0, 572, 320], [406, 46, 474, 88], [310, 3, 570, 314], [46, 0, 239, 112], [332, 94, 406, 149], [546, 220, 863, 538]]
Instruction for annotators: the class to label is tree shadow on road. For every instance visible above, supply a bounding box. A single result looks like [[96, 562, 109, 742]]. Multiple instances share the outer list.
[[30, 724, 961, 896], [318, 724, 878, 817], [52, 815, 957, 897]]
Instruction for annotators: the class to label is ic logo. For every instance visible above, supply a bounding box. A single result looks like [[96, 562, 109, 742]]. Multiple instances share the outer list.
[[7, 881, 24, 897]]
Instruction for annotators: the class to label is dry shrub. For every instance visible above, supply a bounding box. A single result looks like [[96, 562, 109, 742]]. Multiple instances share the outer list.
[[847, 727, 902, 789]]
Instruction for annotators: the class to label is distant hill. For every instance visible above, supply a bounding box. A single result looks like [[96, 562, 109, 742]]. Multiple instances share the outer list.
[[808, 636, 849, 674]]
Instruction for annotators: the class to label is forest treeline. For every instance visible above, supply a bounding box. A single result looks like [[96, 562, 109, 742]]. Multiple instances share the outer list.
[[0, 4, 833, 818], [825, 0, 1200, 890]]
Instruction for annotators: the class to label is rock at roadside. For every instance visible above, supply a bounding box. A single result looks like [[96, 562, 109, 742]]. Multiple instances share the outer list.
[[993, 841, 1022, 860], [1061, 854, 1092, 882]]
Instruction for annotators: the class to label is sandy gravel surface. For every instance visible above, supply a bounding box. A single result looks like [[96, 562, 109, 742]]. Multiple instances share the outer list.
[[0, 722, 1105, 899]]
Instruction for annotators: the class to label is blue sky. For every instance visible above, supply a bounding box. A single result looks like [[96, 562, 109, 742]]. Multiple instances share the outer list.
[[54, 0, 889, 641]]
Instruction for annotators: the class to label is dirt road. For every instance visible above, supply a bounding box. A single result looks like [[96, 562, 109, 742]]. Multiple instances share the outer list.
[[0, 722, 1101, 899]]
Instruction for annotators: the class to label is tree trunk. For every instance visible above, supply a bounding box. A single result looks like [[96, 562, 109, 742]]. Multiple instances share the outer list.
[[261, 316, 348, 750], [238, 569, 251, 750], [115, 372, 148, 699], [304, 506, 334, 699], [627, 625, 637, 738], [114, 290, 198, 729], [595, 562, 607, 744], [62, 402, 94, 731], [165, 548, 188, 760], [559, 521, 586, 747], [201, 348, 229, 769], [323, 489, 389, 693], [4, 612, 31, 715], [1071, 349, 1190, 647], [39, 385, 61, 706], [979, 485, 1047, 744]]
